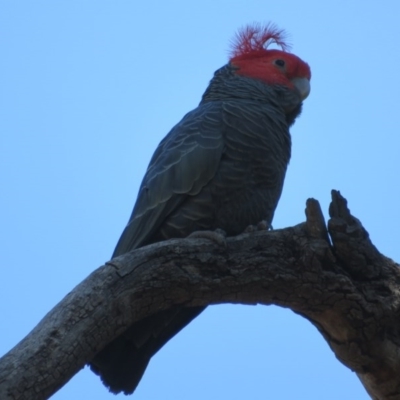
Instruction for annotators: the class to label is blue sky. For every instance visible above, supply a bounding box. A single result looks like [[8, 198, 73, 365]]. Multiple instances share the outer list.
[[1, 1, 399, 399]]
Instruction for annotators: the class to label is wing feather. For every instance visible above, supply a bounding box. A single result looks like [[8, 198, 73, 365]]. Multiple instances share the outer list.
[[113, 102, 225, 256]]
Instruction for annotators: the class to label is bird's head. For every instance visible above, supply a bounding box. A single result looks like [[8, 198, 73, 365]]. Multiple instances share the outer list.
[[229, 24, 311, 102]]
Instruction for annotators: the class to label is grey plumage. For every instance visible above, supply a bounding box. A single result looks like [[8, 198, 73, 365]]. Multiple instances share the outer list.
[[90, 61, 308, 394]]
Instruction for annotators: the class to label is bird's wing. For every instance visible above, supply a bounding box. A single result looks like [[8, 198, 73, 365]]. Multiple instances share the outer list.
[[113, 102, 225, 256]]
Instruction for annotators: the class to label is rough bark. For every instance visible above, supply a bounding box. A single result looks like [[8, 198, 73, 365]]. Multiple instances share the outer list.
[[0, 190, 399, 400]]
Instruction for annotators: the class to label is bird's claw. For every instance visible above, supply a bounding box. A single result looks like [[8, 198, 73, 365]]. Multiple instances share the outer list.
[[188, 228, 227, 247], [243, 220, 271, 233]]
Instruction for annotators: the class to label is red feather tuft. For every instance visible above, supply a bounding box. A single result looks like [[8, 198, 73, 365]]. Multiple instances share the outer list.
[[229, 23, 291, 59]]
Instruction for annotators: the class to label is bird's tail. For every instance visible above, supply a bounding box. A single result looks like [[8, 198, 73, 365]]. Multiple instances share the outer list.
[[89, 306, 205, 394]]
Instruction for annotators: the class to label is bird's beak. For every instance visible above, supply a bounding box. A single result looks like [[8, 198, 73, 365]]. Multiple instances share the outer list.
[[291, 77, 310, 100]]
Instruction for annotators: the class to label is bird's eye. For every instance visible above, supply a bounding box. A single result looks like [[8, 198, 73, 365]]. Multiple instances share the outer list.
[[275, 59, 285, 68]]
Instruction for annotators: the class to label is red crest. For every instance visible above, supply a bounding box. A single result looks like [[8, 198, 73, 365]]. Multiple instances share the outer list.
[[230, 23, 291, 60]]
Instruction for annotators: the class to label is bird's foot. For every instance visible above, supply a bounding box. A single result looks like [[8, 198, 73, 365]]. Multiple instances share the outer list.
[[188, 228, 227, 247], [243, 220, 272, 233]]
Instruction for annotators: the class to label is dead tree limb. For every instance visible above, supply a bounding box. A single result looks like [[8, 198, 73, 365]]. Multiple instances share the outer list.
[[0, 190, 399, 400]]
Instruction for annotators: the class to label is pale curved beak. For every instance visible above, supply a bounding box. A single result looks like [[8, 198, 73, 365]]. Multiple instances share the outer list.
[[291, 77, 311, 100]]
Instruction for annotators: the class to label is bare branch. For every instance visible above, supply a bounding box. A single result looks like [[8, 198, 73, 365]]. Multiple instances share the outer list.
[[1, 191, 399, 400]]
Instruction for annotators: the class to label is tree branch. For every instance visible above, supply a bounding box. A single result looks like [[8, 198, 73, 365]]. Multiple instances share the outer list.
[[1, 191, 399, 400]]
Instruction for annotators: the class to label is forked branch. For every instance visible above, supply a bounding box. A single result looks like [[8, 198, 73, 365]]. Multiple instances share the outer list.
[[0, 191, 398, 400]]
